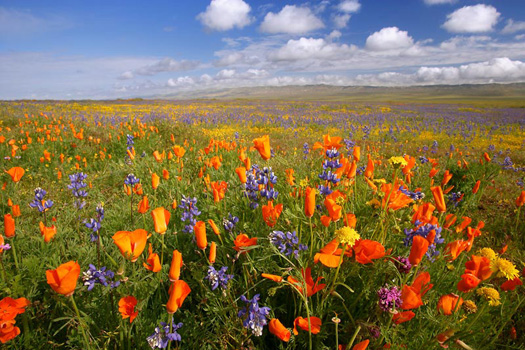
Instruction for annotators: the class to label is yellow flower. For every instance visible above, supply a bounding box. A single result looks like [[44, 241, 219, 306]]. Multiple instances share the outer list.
[[335, 227, 360, 247], [491, 258, 519, 280], [477, 287, 501, 306], [462, 300, 477, 314], [478, 247, 497, 261], [389, 156, 408, 169], [366, 198, 381, 208]]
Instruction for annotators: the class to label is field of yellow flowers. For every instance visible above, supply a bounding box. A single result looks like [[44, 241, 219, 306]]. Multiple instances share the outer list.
[[0, 100, 524, 349]]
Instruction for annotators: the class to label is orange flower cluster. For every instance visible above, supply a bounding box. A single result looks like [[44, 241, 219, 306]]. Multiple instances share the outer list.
[[0, 297, 30, 343]]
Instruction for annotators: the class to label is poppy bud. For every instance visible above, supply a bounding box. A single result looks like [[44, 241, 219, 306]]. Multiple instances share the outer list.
[[409, 236, 429, 266], [209, 242, 216, 264], [304, 187, 315, 218], [4, 214, 15, 238], [151, 173, 160, 190], [151, 207, 170, 234], [269, 318, 291, 342], [46, 261, 81, 296], [169, 250, 182, 281], [166, 280, 191, 314], [194, 221, 207, 250]]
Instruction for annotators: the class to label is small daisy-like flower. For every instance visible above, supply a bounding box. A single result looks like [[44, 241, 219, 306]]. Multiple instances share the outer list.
[[335, 227, 360, 247], [389, 156, 408, 169], [478, 248, 497, 261], [462, 300, 478, 314], [491, 258, 519, 280], [477, 287, 501, 306]]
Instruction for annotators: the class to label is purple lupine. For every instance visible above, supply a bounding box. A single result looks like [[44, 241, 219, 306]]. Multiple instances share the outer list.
[[394, 256, 412, 274], [82, 264, 120, 291], [269, 230, 307, 259], [147, 319, 183, 349], [238, 294, 271, 337], [205, 266, 234, 291], [179, 195, 200, 233], [29, 188, 54, 213], [377, 286, 402, 312]]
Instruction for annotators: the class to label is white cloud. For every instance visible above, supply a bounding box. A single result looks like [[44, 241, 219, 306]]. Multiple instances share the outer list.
[[442, 5, 500, 33], [135, 58, 200, 75], [502, 19, 525, 34], [423, 0, 456, 5], [119, 71, 134, 80], [260, 5, 324, 35], [0, 7, 72, 37], [333, 14, 351, 29], [327, 30, 342, 41], [440, 36, 491, 50], [338, 0, 361, 13], [365, 27, 414, 51], [197, 0, 252, 31], [167, 76, 195, 86], [271, 37, 356, 61], [516, 34, 525, 41], [216, 69, 236, 79]]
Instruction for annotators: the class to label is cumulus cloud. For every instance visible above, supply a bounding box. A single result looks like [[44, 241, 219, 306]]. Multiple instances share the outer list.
[[270, 37, 356, 61], [502, 19, 525, 34], [0, 7, 72, 37], [338, 0, 361, 13], [119, 71, 134, 80], [365, 27, 414, 51], [260, 5, 324, 35], [197, 0, 252, 31], [423, 0, 456, 5], [442, 5, 500, 33], [333, 14, 351, 29], [134, 58, 200, 76]]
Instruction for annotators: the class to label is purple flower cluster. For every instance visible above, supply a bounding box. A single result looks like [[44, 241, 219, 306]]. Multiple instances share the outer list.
[[318, 147, 342, 196], [147, 319, 183, 349], [84, 203, 105, 241], [124, 173, 140, 186], [393, 256, 412, 274], [29, 187, 53, 213], [238, 294, 271, 337], [205, 266, 234, 291], [243, 165, 278, 209], [269, 230, 307, 259], [448, 192, 463, 207], [179, 195, 200, 233], [82, 264, 120, 291], [377, 286, 402, 312], [222, 213, 239, 233], [303, 142, 310, 159], [398, 186, 424, 201], [68, 172, 88, 209]]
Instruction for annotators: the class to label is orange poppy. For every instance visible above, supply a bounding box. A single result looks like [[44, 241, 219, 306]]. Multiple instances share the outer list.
[[261, 273, 283, 283], [472, 180, 481, 194], [324, 198, 342, 222], [353, 146, 361, 162], [293, 316, 322, 335], [194, 221, 207, 250], [209, 242, 217, 264], [6, 167, 24, 183], [166, 280, 191, 314], [457, 273, 480, 292], [269, 318, 290, 342], [381, 182, 413, 211], [11, 205, 20, 218], [172, 145, 185, 158], [208, 219, 220, 236], [401, 272, 433, 310], [411, 203, 436, 225], [441, 170, 453, 187], [392, 311, 415, 324], [3, 215, 15, 238], [39, 222, 57, 243], [0, 319, 20, 343], [233, 233, 258, 253], [138, 196, 150, 214], [455, 217, 472, 234], [143, 244, 161, 272], [287, 267, 326, 297], [314, 239, 345, 268], [352, 339, 370, 350], [46, 261, 81, 296], [437, 294, 463, 315], [443, 214, 457, 229], [151, 207, 170, 234], [304, 187, 316, 218], [430, 186, 446, 213], [313, 134, 343, 151], [364, 155, 374, 179], [235, 167, 247, 183], [169, 250, 182, 282], [112, 229, 148, 262], [501, 277, 523, 291], [353, 239, 385, 264], [409, 236, 429, 266], [118, 296, 138, 323], [151, 173, 160, 190], [464, 255, 492, 281], [320, 215, 332, 227], [0, 297, 30, 321], [262, 201, 283, 227], [444, 240, 469, 261], [517, 191, 525, 207], [252, 135, 271, 160], [211, 181, 227, 202], [153, 150, 163, 163]]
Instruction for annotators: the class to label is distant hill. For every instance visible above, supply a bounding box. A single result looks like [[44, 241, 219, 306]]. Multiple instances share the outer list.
[[152, 83, 525, 105]]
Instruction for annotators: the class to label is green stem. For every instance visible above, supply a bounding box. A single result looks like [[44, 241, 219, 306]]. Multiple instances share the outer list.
[[167, 316, 173, 350], [516, 206, 521, 234], [10, 238, 20, 271], [347, 325, 361, 349], [308, 216, 314, 261], [0, 255, 6, 282], [70, 295, 91, 350]]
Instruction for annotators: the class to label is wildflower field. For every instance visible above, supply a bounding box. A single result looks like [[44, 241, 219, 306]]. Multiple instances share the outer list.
[[0, 99, 524, 350]]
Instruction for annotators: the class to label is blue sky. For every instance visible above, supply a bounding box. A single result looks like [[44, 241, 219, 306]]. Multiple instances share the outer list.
[[1, 0, 525, 99]]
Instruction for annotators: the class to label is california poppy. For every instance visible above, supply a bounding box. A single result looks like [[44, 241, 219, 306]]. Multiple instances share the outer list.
[[235, 167, 247, 183], [430, 186, 446, 213], [517, 191, 525, 207], [409, 236, 429, 266], [352, 339, 370, 350], [211, 181, 227, 202], [262, 201, 283, 227], [304, 186, 316, 218], [324, 198, 342, 222], [0, 296, 30, 320], [353, 146, 361, 162], [437, 294, 463, 315], [151, 173, 160, 190], [118, 296, 138, 323], [252, 135, 271, 160], [39, 222, 57, 243], [166, 280, 191, 314], [46, 261, 81, 296], [392, 311, 415, 324], [464, 255, 492, 281], [169, 250, 182, 282], [269, 318, 290, 342], [112, 229, 148, 262], [441, 170, 453, 187], [151, 207, 170, 234], [364, 155, 374, 179], [501, 277, 523, 291], [3, 215, 15, 238], [209, 242, 216, 264], [472, 180, 481, 194], [287, 267, 326, 297], [293, 316, 322, 335], [208, 219, 220, 236], [194, 221, 207, 250], [457, 273, 480, 292], [313, 134, 343, 151], [11, 205, 20, 218], [262, 273, 283, 283], [137, 196, 150, 214], [401, 272, 433, 310], [233, 233, 257, 253], [353, 240, 385, 264], [143, 244, 161, 272], [6, 167, 24, 183], [0, 319, 20, 343]]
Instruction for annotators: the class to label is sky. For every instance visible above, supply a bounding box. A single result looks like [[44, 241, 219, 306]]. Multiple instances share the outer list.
[[1, 0, 525, 99]]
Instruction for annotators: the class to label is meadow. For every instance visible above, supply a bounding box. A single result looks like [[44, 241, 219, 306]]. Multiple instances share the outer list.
[[0, 99, 524, 349]]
